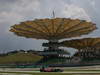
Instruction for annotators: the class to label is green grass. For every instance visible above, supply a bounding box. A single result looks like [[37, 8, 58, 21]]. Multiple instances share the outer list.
[[30, 73, 72, 75], [0, 72, 72, 75], [0, 52, 42, 64], [0, 72, 100, 75]]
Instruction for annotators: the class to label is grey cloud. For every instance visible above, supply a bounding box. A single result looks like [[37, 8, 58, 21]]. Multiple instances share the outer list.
[[0, 0, 100, 52], [72, 0, 100, 36]]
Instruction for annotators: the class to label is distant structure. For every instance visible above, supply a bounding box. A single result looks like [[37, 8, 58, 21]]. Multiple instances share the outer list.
[[61, 38, 100, 63], [10, 15, 97, 65]]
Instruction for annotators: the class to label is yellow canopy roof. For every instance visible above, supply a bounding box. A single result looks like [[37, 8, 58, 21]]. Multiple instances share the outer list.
[[10, 18, 96, 40], [61, 38, 100, 49]]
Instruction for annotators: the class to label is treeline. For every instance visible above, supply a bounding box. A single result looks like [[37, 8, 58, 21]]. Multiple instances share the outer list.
[[0, 50, 41, 57]]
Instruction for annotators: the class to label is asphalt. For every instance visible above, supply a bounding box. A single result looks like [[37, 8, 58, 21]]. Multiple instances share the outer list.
[[1, 70, 100, 74], [1, 67, 100, 74]]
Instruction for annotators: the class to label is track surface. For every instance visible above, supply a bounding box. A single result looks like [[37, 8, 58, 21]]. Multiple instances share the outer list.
[[1, 70, 100, 74], [1, 66, 100, 74]]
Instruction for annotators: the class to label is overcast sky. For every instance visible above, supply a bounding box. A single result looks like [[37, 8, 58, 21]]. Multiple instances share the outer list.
[[0, 0, 100, 53]]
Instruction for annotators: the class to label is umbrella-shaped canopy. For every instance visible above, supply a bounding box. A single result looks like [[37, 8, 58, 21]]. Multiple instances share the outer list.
[[61, 38, 100, 50], [10, 18, 96, 40], [93, 42, 100, 49]]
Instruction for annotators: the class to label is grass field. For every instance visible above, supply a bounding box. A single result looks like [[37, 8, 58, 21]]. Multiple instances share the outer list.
[[0, 72, 100, 75], [0, 72, 72, 75], [0, 52, 42, 64]]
